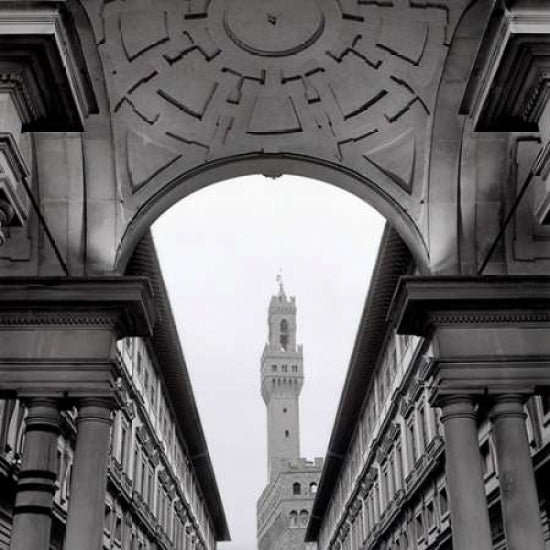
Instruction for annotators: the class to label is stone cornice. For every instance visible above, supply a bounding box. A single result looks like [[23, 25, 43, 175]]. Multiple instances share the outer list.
[[391, 276, 550, 401], [0, 1, 97, 129], [390, 276, 550, 337], [462, 3, 550, 131], [0, 276, 154, 337]]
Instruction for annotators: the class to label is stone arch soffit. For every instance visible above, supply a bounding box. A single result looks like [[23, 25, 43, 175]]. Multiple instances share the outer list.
[[115, 154, 430, 274], [69, 0, 111, 113], [78, 0, 475, 273], [426, 0, 494, 274]]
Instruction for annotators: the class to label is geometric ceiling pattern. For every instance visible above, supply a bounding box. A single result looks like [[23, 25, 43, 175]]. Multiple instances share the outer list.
[[83, 0, 469, 224]]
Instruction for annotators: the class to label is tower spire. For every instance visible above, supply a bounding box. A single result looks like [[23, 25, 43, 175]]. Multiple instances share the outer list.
[[276, 270, 285, 297]]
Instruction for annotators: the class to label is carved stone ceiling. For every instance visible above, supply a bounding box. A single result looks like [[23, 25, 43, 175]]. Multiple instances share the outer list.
[[84, 0, 469, 220]]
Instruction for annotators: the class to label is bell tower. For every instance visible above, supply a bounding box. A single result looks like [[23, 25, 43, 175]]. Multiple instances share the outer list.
[[261, 276, 304, 481]]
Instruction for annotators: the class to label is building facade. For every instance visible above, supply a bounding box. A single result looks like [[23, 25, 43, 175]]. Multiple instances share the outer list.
[[257, 281, 322, 550], [0, 1, 549, 550], [306, 225, 550, 550], [0, 237, 229, 550]]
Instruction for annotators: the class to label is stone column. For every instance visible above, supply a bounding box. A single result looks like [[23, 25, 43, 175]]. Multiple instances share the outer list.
[[9, 398, 61, 550], [439, 396, 492, 550], [489, 394, 545, 550], [64, 398, 114, 550]]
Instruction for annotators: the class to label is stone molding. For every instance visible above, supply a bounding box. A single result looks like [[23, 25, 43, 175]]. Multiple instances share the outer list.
[[460, 3, 550, 226], [0, 277, 154, 399], [462, 3, 550, 131], [390, 276, 550, 337], [0, 276, 154, 336], [0, 1, 97, 130], [391, 276, 550, 400]]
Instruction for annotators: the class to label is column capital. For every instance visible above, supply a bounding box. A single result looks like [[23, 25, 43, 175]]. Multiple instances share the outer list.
[[21, 397, 62, 434], [76, 397, 116, 426], [489, 394, 528, 421], [438, 395, 477, 422]]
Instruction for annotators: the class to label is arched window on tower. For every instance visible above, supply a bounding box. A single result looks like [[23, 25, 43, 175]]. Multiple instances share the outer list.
[[300, 510, 309, 527], [309, 482, 318, 495], [293, 482, 301, 495], [280, 319, 289, 351], [289, 511, 298, 527]]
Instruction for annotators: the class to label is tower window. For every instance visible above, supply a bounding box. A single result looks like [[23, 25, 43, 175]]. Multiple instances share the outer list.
[[289, 511, 297, 527], [280, 319, 289, 350], [282, 365, 288, 372], [271, 365, 277, 372], [293, 482, 301, 495], [439, 487, 449, 516], [309, 482, 318, 495], [292, 365, 297, 372], [285, 430, 289, 438], [300, 510, 309, 526], [283, 408, 287, 413]]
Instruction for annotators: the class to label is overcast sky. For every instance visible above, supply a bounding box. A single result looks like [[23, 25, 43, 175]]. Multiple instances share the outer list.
[[152, 175, 385, 550]]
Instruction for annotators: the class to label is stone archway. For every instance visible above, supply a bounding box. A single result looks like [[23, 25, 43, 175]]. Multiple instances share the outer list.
[[115, 155, 429, 273], [75, 0, 472, 275], [0, 2, 550, 550]]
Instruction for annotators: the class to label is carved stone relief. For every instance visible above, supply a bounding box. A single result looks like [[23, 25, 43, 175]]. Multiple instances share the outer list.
[[82, 0, 470, 231]]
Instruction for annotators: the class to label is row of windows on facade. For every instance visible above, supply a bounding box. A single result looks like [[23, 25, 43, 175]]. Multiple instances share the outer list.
[[320, 395, 550, 550], [330, 374, 436, 521], [0, 399, 212, 550], [73, 413, 212, 550], [113, 410, 212, 547], [289, 509, 310, 528], [292, 481, 318, 496], [320, 335, 439, 549], [321, 373, 550, 549], [324, 390, 442, 546], [104, 499, 203, 550], [118, 339, 212, 541], [109, 414, 212, 550], [271, 364, 298, 373], [331, 482, 449, 550], [0, 400, 214, 550], [122, 338, 177, 456], [0, 355, 214, 548]]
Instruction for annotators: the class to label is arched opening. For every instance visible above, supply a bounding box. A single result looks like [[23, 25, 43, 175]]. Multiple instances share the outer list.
[[280, 319, 289, 351], [121, 173, 413, 550], [293, 483, 302, 496], [116, 159, 428, 274]]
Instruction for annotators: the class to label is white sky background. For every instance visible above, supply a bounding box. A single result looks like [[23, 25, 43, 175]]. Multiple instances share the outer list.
[[152, 175, 385, 550]]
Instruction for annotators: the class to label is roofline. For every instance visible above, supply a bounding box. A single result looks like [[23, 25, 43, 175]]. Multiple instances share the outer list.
[[305, 224, 412, 542], [126, 232, 230, 542]]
